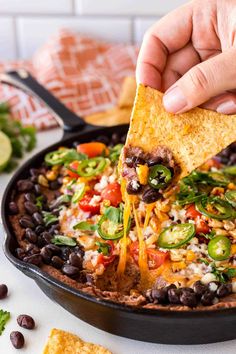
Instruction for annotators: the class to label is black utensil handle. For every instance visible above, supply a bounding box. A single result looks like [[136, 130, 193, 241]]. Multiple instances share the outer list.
[[0, 70, 86, 132]]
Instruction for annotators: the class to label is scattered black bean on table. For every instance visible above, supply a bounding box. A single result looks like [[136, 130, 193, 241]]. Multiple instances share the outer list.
[[17, 314, 35, 330], [0, 284, 8, 299], [10, 331, 25, 349]]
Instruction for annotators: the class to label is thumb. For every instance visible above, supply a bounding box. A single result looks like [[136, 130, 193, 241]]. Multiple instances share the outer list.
[[163, 48, 236, 114]]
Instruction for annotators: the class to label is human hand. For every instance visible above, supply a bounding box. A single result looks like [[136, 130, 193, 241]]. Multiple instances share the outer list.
[[136, 0, 236, 114]]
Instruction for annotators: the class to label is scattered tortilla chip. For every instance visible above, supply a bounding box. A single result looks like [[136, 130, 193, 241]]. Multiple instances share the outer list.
[[126, 84, 236, 178], [118, 77, 136, 108], [43, 328, 112, 354], [85, 107, 131, 126]]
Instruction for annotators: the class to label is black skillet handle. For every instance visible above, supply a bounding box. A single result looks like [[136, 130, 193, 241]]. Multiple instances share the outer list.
[[0, 70, 86, 132]]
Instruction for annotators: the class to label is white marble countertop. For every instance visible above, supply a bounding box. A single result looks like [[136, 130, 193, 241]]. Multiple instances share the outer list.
[[1, 128, 236, 354]]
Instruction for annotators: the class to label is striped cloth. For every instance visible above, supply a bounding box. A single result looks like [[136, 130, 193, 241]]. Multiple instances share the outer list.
[[0, 29, 138, 130]]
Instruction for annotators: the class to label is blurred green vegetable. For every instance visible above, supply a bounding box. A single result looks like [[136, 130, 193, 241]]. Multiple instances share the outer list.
[[0, 102, 37, 172]]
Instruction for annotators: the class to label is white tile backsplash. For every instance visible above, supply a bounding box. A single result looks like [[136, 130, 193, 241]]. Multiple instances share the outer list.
[[17, 17, 132, 58], [0, 0, 73, 14], [76, 0, 188, 15], [0, 0, 189, 59], [0, 17, 16, 60]]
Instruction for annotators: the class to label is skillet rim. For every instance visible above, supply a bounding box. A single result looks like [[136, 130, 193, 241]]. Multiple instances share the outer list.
[[2, 124, 236, 319]]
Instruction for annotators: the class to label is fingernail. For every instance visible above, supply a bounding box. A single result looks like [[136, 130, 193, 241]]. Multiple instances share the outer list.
[[163, 86, 187, 113], [217, 100, 236, 114]]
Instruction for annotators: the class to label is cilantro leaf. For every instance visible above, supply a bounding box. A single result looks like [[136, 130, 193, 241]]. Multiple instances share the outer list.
[[42, 211, 58, 226], [73, 221, 97, 231], [51, 235, 77, 246], [96, 241, 111, 256], [0, 310, 10, 336]]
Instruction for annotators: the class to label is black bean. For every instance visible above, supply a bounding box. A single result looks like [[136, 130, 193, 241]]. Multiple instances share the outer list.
[[17, 179, 34, 192], [24, 193, 36, 203], [120, 134, 127, 144], [25, 228, 37, 244], [151, 288, 168, 304], [0, 284, 8, 299], [180, 290, 197, 307], [216, 283, 232, 298], [97, 135, 110, 145], [180, 287, 194, 294], [19, 216, 35, 229], [62, 264, 80, 277], [74, 246, 85, 258], [69, 253, 83, 269], [34, 184, 42, 195], [30, 175, 38, 183], [142, 187, 161, 204], [8, 201, 19, 215], [37, 236, 47, 248], [10, 331, 25, 349], [61, 247, 73, 261], [51, 256, 64, 269], [147, 157, 163, 167], [168, 288, 181, 304], [30, 168, 40, 177], [32, 212, 44, 225], [25, 244, 40, 255], [193, 281, 208, 297], [229, 153, 236, 165], [41, 231, 52, 244], [35, 225, 45, 235], [23, 254, 42, 266], [16, 248, 25, 260], [41, 246, 52, 264], [126, 180, 142, 195], [24, 201, 38, 215], [48, 223, 60, 234], [46, 244, 61, 254], [111, 133, 120, 145], [17, 314, 35, 330], [50, 181, 60, 190], [201, 291, 215, 306]]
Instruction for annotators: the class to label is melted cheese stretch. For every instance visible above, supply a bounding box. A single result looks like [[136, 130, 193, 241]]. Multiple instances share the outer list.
[[117, 192, 131, 276], [144, 203, 155, 229], [132, 202, 148, 281]]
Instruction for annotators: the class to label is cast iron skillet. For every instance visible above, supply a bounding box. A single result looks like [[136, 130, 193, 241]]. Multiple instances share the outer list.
[[1, 70, 236, 345]]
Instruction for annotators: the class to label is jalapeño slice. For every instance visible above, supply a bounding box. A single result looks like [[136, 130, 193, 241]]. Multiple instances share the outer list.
[[148, 164, 172, 189], [208, 235, 231, 261], [225, 190, 236, 207], [157, 223, 195, 249], [196, 197, 233, 220], [98, 215, 131, 240], [77, 157, 106, 177], [223, 165, 236, 176]]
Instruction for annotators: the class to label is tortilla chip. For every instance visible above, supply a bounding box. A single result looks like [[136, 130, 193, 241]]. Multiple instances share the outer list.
[[43, 328, 112, 354], [126, 84, 236, 178], [85, 107, 131, 126], [117, 77, 136, 108]]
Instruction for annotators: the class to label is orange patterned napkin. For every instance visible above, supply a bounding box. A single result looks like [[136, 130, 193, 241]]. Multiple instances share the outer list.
[[0, 29, 138, 130]]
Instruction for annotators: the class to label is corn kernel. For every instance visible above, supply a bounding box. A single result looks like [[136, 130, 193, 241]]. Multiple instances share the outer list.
[[211, 187, 224, 196], [136, 164, 149, 185], [171, 261, 186, 272], [38, 174, 49, 187], [46, 170, 57, 181], [228, 183, 236, 190], [231, 244, 236, 255], [150, 217, 160, 233], [186, 250, 196, 262]]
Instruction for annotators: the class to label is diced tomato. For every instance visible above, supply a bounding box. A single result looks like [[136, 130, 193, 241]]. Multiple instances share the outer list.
[[129, 241, 169, 269], [66, 161, 80, 178], [186, 204, 201, 219], [101, 182, 122, 207], [201, 158, 221, 171], [79, 190, 101, 215], [77, 142, 109, 158], [97, 241, 116, 266], [195, 219, 210, 234]]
